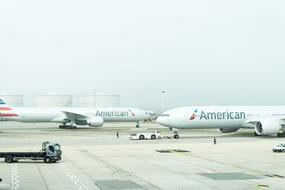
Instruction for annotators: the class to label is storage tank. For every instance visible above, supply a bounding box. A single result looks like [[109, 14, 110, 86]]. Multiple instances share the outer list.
[[0, 95, 24, 107], [78, 94, 120, 107], [36, 95, 73, 107]]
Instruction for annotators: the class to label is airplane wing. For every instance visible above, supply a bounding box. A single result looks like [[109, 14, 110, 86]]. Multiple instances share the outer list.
[[243, 117, 285, 128], [62, 111, 88, 120], [61, 111, 104, 127]]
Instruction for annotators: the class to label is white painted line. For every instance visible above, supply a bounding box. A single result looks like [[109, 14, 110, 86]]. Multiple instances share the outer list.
[[11, 164, 13, 190], [11, 164, 20, 190], [59, 164, 89, 190]]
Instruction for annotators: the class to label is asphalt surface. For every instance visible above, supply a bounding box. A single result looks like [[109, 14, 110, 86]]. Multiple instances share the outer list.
[[0, 122, 284, 190]]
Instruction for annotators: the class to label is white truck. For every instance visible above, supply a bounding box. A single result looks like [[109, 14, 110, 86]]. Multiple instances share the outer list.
[[272, 143, 285, 152], [129, 130, 161, 140]]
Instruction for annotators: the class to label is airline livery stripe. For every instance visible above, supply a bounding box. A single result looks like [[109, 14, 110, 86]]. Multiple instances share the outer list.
[[0, 114, 19, 117], [0, 107, 12, 111]]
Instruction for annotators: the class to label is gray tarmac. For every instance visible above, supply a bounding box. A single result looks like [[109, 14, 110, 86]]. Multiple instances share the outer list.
[[0, 122, 284, 190]]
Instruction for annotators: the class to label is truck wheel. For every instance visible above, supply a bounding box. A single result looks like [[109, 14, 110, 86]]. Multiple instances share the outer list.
[[139, 135, 145, 140], [174, 135, 179, 139], [44, 156, 51, 163], [151, 135, 156, 140], [5, 155, 13, 163]]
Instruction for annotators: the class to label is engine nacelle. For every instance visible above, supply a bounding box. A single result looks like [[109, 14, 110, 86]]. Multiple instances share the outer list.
[[255, 119, 281, 136], [87, 117, 104, 127], [218, 128, 239, 133]]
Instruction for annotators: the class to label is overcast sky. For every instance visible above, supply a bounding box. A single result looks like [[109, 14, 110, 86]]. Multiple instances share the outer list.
[[0, 0, 285, 111]]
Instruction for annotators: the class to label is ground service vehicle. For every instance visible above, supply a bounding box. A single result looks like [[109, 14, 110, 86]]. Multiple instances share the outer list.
[[0, 142, 62, 163], [130, 130, 161, 140], [273, 143, 285, 152]]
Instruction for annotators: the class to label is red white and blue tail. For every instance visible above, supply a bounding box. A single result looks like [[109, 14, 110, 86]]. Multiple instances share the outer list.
[[0, 98, 19, 119]]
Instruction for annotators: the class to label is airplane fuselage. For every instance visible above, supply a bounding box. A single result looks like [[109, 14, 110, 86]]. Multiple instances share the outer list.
[[2, 107, 149, 123], [157, 106, 285, 130]]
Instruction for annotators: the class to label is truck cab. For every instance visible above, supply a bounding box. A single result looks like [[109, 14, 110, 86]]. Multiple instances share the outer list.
[[42, 142, 62, 163]]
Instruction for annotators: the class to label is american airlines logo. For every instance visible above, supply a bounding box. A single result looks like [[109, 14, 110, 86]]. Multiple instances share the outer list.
[[95, 109, 136, 117], [190, 109, 246, 120], [128, 109, 136, 116], [189, 109, 199, 120]]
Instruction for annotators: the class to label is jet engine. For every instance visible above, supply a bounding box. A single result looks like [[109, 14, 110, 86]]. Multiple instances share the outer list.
[[218, 128, 239, 133], [87, 117, 104, 127], [255, 119, 281, 136]]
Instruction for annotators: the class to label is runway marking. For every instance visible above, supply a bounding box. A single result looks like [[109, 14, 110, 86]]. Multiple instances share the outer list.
[[59, 163, 89, 190], [78, 147, 162, 190], [104, 146, 220, 189], [11, 164, 20, 190], [35, 164, 50, 190]]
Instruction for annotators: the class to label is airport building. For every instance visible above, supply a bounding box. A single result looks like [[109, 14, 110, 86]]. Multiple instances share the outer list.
[[0, 94, 120, 107], [36, 95, 73, 107], [77, 94, 120, 107], [0, 94, 24, 107]]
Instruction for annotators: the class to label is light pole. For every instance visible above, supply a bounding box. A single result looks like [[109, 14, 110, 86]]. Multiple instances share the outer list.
[[161, 90, 166, 113], [93, 89, 96, 107]]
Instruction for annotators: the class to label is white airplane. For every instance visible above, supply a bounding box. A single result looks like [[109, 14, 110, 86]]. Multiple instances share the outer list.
[[157, 106, 285, 137], [0, 98, 152, 128]]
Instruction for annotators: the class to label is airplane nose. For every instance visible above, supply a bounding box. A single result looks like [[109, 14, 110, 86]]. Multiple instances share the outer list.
[[156, 116, 168, 126], [156, 117, 162, 124], [156, 113, 176, 128]]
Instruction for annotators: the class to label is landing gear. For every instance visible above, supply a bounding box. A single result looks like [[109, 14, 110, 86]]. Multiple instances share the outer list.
[[136, 122, 140, 128], [59, 123, 77, 129], [277, 131, 285, 137], [173, 129, 179, 139], [59, 124, 67, 129]]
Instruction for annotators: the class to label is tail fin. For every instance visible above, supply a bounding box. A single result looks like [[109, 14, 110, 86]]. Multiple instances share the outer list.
[[0, 98, 19, 118], [0, 98, 6, 106]]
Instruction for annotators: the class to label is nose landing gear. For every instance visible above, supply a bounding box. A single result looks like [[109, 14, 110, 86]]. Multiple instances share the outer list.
[[136, 122, 141, 128], [173, 129, 179, 139]]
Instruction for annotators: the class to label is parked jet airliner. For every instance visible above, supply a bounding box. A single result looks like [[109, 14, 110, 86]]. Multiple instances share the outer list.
[[0, 98, 152, 128], [157, 106, 285, 137]]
